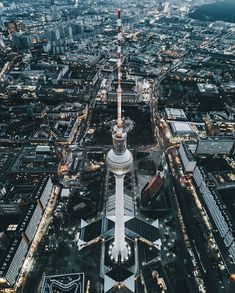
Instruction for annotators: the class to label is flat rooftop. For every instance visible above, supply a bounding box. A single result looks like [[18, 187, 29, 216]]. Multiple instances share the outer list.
[[219, 188, 235, 224], [221, 82, 235, 93], [9, 145, 59, 174], [197, 83, 219, 94], [0, 151, 17, 182], [170, 121, 195, 136], [172, 122, 192, 132], [197, 157, 233, 173], [165, 108, 188, 121]]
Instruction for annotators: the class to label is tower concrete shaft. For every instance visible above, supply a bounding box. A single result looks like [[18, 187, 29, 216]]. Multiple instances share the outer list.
[[112, 174, 128, 262]]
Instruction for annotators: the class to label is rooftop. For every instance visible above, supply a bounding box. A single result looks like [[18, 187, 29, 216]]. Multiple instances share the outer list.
[[165, 108, 188, 121], [170, 121, 195, 135], [197, 83, 219, 94], [8, 145, 59, 175]]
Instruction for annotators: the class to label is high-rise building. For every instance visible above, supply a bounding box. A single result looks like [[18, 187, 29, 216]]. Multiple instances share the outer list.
[[64, 26, 73, 40], [0, 33, 5, 48], [12, 32, 32, 49], [51, 28, 60, 41], [12, 31, 22, 47], [21, 35, 33, 49]]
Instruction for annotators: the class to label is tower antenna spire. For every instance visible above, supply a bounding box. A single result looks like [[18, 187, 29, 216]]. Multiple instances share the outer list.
[[117, 8, 123, 130]]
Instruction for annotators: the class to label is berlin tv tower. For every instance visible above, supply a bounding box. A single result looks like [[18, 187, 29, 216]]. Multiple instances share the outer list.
[[106, 8, 133, 263]]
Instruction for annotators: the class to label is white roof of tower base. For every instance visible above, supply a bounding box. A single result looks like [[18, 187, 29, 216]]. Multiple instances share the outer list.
[[123, 275, 135, 292], [104, 275, 116, 293]]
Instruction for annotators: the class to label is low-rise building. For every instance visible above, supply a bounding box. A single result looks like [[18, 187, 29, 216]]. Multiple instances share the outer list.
[[165, 108, 188, 121], [179, 142, 197, 173], [195, 137, 234, 156], [0, 177, 54, 288], [169, 121, 197, 141]]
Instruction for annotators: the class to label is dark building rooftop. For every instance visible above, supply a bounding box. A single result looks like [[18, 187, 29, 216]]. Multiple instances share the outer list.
[[106, 266, 133, 283], [125, 218, 160, 242], [8, 145, 59, 177]]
